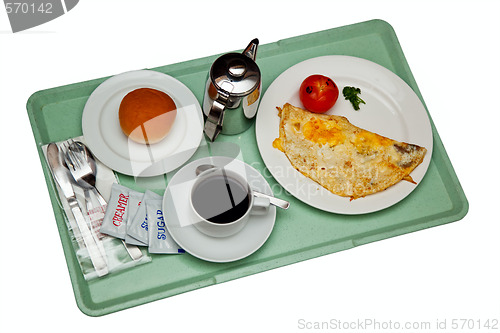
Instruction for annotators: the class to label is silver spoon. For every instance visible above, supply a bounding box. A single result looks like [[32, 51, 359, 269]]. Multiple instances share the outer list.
[[195, 164, 290, 210]]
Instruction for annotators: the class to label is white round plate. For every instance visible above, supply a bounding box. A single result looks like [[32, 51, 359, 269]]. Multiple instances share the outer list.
[[82, 70, 203, 177], [163, 156, 276, 263], [255, 56, 433, 214]]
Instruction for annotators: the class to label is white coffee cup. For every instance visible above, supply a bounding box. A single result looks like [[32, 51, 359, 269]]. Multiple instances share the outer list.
[[190, 168, 270, 238]]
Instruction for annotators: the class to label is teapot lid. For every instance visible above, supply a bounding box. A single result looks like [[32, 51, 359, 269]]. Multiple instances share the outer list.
[[210, 53, 260, 97]]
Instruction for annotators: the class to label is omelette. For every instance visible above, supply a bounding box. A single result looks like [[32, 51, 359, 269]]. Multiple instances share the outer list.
[[272, 103, 427, 200]]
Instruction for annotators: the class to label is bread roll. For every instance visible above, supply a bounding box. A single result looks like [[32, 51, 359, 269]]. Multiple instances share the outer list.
[[119, 88, 177, 144]]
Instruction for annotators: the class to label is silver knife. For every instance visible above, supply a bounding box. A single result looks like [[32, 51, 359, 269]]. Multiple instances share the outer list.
[[47, 143, 109, 277]]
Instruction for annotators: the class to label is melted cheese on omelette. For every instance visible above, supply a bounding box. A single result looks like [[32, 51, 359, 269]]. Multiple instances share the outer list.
[[273, 103, 427, 199]]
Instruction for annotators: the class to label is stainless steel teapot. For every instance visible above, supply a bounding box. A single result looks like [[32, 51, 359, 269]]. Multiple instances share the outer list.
[[202, 39, 261, 141]]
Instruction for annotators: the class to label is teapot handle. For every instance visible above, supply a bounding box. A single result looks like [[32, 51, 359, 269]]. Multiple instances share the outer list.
[[204, 90, 229, 142]]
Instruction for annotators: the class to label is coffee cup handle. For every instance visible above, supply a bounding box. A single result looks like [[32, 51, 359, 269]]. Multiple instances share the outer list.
[[250, 196, 270, 215]]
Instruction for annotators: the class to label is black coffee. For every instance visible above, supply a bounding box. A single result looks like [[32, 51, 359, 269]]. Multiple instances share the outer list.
[[192, 174, 250, 224]]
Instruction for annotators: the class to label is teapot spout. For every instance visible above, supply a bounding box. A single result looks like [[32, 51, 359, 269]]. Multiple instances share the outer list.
[[242, 38, 259, 61]]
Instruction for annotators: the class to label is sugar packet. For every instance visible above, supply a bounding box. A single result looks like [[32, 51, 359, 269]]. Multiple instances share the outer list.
[[127, 190, 162, 244], [100, 184, 131, 239], [124, 191, 148, 246], [146, 199, 184, 254]]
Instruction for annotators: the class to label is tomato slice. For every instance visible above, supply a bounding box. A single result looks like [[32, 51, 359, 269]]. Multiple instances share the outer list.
[[299, 74, 339, 113]]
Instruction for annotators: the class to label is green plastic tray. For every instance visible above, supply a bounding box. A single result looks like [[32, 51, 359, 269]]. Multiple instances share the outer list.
[[28, 19, 468, 316]]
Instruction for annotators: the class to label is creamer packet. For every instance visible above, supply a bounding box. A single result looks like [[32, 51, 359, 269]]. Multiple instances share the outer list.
[[100, 183, 130, 239]]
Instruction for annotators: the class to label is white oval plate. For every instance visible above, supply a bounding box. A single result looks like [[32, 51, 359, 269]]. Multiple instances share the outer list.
[[163, 156, 276, 263], [82, 70, 203, 177], [255, 56, 433, 214]]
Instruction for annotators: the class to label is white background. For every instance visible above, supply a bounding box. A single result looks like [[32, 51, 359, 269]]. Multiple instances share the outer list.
[[1, 1, 499, 332]]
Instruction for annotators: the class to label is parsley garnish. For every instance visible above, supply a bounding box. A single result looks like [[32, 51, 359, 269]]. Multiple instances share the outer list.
[[342, 86, 365, 111]]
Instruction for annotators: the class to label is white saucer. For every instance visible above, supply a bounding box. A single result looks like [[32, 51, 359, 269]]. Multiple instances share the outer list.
[[163, 156, 277, 263], [82, 69, 203, 177]]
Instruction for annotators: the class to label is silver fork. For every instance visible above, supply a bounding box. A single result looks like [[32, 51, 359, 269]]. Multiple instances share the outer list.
[[62, 139, 143, 261], [63, 140, 107, 206], [62, 141, 107, 261]]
